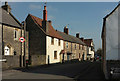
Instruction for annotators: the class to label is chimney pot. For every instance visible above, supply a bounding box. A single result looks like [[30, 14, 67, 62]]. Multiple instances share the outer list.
[[44, 6, 46, 10], [48, 20, 52, 25], [43, 6, 47, 21], [2, 2, 11, 13], [64, 26, 69, 34], [5, 2, 8, 5], [80, 37, 84, 42], [76, 33, 80, 38]]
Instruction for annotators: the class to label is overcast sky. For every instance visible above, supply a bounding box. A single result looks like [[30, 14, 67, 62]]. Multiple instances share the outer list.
[[4, 2, 118, 51]]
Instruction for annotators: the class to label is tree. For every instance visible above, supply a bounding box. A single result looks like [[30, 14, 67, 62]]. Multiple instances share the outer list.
[[95, 48, 102, 57]]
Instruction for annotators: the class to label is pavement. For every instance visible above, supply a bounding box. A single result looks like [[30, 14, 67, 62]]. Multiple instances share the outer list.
[[1, 61, 106, 81]]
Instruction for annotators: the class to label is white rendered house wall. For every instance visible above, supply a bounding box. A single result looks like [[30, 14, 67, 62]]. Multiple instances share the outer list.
[[46, 36, 64, 64]]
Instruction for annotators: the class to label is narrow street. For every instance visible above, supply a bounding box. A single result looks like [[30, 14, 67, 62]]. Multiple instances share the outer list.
[[2, 61, 105, 81]]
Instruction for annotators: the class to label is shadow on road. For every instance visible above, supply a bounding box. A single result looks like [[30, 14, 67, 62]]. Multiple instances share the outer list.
[[11, 61, 106, 81]]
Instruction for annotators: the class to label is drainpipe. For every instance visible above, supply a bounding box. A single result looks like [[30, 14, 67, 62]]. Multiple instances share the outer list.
[[23, 21, 26, 67], [20, 24, 22, 67]]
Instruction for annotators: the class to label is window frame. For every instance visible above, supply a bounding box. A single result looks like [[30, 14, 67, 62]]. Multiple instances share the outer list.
[[75, 44, 77, 49], [54, 51, 57, 59], [51, 37, 54, 45], [66, 42, 68, 49], [14, 29, 18, 40], [58, 39, 61, 46]]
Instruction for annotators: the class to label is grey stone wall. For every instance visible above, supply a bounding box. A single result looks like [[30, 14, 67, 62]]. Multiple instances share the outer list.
[[31, 55, 46, 66], [2, 25, 22, 69], [2, 55, 20, 69], [26, 15, 46, 65], [3, 25, 21, 56], [26, 15, 46, 56], [64, 41, 87, 61]]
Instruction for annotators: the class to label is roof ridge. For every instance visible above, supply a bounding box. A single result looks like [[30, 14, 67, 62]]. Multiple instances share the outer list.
[[28, 14, 47, 35], [57, 30, 85, 45], [28, 14, 63, 40]]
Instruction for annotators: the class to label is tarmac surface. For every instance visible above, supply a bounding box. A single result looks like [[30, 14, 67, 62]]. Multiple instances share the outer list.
[[2, 61, 106, 81]]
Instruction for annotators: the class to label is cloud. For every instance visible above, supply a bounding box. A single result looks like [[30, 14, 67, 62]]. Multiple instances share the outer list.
[[29, 4, 41, 10]]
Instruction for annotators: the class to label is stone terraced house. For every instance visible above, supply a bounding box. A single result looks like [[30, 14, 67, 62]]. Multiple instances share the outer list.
[[57, 28, 87, 62], [0, 2, 93, 69], [25, 6, 64, 65], [0, 2, 29, 69]]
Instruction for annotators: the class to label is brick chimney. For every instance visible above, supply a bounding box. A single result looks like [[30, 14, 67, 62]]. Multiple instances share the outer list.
[[2, 2, 11, 13], [42, 6, 48, 32], [80, 37, 84, 42], [64, 26, 69, 34], [43, 6, 47, 21], [76, 33, 80, 38]]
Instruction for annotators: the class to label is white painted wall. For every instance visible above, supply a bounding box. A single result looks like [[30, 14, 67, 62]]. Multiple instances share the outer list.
[[46, 36, 64, 64], [106, 6, 119, 60], [88, 47, 94, 58]]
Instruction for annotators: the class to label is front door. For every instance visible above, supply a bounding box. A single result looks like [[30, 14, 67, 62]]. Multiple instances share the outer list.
[[82, 54, 85, 61], [4, 46, 10, 55], [67, 55, 69, 60]]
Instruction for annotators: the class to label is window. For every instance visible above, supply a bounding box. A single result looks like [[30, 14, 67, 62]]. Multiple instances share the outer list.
[[82, 46, 84, 50], [79, 45, 81, 50], [54, 51, 57, 59], [51, 37, 54, 45], [58, 39, 60, 46], [71, 43, 72, 51], [91, 46, 94, 51], [75, 44, 76, 49], [4, 45, 11, 55], [66, 42, 68, 48], [79, 53, 81, 58], [14, 29, 18, 40]]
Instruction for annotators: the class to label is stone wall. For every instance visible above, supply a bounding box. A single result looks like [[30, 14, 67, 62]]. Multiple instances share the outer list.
[[26, 15, 46, 56], [2, 25, 22, 69], [30, 55, 46, 66], [2, 55, 20, 69]]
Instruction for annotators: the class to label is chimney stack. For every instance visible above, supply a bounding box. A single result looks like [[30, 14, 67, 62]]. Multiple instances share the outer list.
[[2, 2, 11, 13], [76, 33, 80, 38], [42, 6, 48, 33], [48, 20, 52, 25], [64, 26, 69, 34], [80, 37, 84, 42], [43, 6, 47, 21]]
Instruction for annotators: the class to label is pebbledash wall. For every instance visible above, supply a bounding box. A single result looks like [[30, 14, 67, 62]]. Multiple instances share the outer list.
[[46, 36, 64, 64]]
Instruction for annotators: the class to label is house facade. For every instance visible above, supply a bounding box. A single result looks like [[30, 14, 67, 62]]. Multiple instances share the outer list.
[[101, 3, 120, 79], [25, 6, 64, 65], [0, 2, 28, 69], [57, 27, 87, 62], [1, 2, 94, 69], [84, 39, 95, 60]]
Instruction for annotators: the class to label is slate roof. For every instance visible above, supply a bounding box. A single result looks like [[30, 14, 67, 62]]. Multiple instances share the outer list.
[[57, 31, 85, 45], [29, 14, 63, 40], [84, 39, 93, 46], [0, 8, 21, 28]]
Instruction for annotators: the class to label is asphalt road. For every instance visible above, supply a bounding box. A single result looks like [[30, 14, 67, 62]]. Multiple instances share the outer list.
[[2, 61, 106, 81]]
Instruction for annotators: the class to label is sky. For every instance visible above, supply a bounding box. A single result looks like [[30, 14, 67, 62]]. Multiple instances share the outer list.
[[3, 2, 118, 51]]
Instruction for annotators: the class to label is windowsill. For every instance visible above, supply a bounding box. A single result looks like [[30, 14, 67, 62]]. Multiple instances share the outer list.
[[3, 55, 14, 57]]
